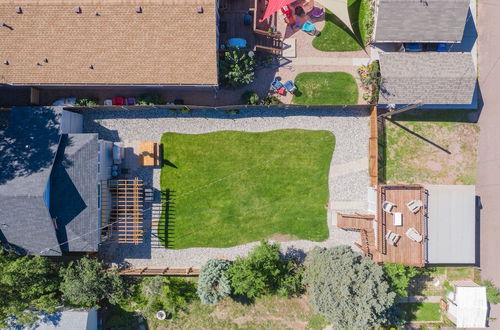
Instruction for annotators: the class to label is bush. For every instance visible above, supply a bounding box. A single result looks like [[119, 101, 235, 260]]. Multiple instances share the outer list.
[[241, 91, 260, 105], [303, 246, 396, 328], [262, 95, 282, 105], [481, 280, 500, 304], [136, 93, 163, 105], [228, 241, 303, 300], [76, 97, 98, 106], [59, 257, 124, 308], [197, 259, 232, 304], [219, 49, 255, 87], [383, 263, 421, 297]]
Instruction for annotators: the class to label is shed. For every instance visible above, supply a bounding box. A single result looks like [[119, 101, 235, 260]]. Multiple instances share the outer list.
[[373, 0, 470, 43], [378, 52, 476, 105], [425, 185, 476, 264], [446, 281, 487, 328]]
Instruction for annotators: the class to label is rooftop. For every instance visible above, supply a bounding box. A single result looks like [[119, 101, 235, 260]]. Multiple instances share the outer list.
[[373, 0, 470, 43], [379, 52, 476, 105], [0, 0, 218, 86]]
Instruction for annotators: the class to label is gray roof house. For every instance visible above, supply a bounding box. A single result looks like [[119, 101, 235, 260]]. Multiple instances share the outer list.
[[378, 52, 477, 105], [24, 308, 98, 330], [373, 0, 470, 43], [0, 107, 107, 256]]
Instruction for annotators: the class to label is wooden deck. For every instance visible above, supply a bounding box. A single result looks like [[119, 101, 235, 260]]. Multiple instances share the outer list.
[[375, 185, 426, 267], [119, 267, 200, 276]]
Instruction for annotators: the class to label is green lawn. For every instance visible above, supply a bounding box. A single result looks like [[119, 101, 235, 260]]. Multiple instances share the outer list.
[[292, 72, 358, 105], [159, 130, 333, 249], [312, 0, 372, 52], [398, 303, 441, 322]]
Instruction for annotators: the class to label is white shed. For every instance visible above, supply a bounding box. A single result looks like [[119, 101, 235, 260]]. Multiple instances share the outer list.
[[446, 281, 487, 328]]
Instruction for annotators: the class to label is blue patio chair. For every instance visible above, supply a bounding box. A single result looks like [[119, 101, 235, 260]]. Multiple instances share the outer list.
[[270, 77, 285, 95], [301, 21, 319, 36], [284, 80, 297, 94]]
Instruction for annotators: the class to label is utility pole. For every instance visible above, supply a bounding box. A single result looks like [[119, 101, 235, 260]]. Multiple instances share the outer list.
[[378, 102, 423, 118]]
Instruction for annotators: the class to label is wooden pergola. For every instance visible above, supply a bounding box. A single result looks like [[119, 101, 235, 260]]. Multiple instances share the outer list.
[[108, 178, 144, 244]]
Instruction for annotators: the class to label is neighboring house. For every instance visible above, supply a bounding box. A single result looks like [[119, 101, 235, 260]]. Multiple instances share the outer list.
[[338, 184, 477, 267], [446, 280, 487, 328], [0, 0, 218, 87], [0, 107, 114, 255], [373, 0, 470, 43], [378, 52, 477, 105], [25, 308, 98, 330]]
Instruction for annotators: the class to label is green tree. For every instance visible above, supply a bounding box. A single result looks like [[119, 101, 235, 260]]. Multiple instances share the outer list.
[[0, 252, 60, 326], [197, 259, 232, 304], [481, 280, 500, 304], [383, 263, 421, 297], [219, 49, 255, 87], [303, 246, 396, 328], [228, 241, 303, 299], [59, 257, 123, 308]]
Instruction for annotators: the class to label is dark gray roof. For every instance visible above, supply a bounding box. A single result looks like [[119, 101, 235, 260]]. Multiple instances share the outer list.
[[50, 134, 99, 253], [378, 52, 476, 105], [0, 107, 62, 255], [425, 185, 476, 264], [374, 0, 470, 42]]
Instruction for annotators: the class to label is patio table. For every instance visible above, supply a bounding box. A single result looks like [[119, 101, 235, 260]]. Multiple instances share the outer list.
[[393, 212, 403, 226], [227, 38, 247, 48], [139, 141, 159, 167]]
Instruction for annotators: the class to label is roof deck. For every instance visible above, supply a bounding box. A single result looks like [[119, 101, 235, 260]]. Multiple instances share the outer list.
[[375, 185, 426, 267]]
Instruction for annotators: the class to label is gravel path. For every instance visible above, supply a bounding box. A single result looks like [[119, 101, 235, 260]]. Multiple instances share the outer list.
[[85, 108, 370, 267]]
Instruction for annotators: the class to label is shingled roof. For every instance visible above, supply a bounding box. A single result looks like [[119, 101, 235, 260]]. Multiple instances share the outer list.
[[378, 52, 476, 105], [0, 0, 218, 86], [373, 0, 470, 43]]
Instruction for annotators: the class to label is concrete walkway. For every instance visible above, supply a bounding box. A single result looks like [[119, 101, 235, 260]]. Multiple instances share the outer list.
[[477, 0, 500, 326], [398, 296, 442, 303]]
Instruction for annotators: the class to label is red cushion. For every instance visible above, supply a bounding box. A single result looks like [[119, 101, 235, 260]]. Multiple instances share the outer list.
[[277, 87, 286, 95]]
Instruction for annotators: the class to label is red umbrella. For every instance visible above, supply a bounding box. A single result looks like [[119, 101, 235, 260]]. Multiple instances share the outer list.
[[259, 0, 295, 22]]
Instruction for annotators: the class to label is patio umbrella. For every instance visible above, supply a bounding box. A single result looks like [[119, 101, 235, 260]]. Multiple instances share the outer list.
[[315, 0, 356, 37], [259, 0, 295, 22]]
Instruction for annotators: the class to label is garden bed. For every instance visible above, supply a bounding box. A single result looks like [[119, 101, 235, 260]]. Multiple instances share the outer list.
[[159, 129, 333, 249]]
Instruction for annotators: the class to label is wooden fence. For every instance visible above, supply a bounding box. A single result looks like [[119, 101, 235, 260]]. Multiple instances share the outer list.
[[369, 106, 378, 186], [119, 267, 200, 276]]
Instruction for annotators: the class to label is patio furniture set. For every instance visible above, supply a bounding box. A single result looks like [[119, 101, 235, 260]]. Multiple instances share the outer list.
[[280, 0, 324, 36], [270, 77, 297, 95], [382, 199, 424, 246]]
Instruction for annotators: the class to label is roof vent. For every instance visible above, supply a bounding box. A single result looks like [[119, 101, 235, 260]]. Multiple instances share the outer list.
[[15, 6, 22, 14], [43, 58, 48, 63], [95, 12, 100, 16], [3, 60, 8, 65], [36, 62, 42, 66], [135, 6, 142, 13], [89, 64, 94, 70], [197, 6, 203, 13], [74, 6, 82, 14]]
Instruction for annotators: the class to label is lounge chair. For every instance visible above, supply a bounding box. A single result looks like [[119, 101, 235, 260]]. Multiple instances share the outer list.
[[407, 199, 423, 213], [382, 201, 396, 213], [309, 7, 324, 18], [301, 20, 319, 36], [112, 96, 125, 106], [284, 80, 297, 94], [385, 230, 401, 246], [271, 77, 285, 95], [406, 227, 423, 243]]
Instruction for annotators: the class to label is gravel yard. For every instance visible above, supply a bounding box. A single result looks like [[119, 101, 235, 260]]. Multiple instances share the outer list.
[[85, 108, 370, 267]]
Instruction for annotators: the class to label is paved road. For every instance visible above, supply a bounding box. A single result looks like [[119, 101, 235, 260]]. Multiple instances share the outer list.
[[478, 0, 500, 326]]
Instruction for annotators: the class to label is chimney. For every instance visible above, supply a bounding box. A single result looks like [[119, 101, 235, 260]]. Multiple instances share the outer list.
[[135, 6, 142, 13], [74, 6, 82, 14], [15, 6, 22, 14]]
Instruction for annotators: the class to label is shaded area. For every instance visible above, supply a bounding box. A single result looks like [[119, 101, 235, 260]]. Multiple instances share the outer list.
[[397, 303, 441, 322], [312, 9, 363, 51], [158, 189, 176, 249]]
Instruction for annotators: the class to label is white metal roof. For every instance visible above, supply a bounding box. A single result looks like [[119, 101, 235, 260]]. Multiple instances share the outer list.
[[450, 283, 487, 328]]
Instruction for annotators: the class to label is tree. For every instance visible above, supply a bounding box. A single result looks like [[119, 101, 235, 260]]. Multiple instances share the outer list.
[[383, 263, 421, 297], [219, 49, 255, 87], [303, 246, 396, 328], [59, 257, 123, 308], [197, 259, 232, 304], [0, 252, 60, 327], [228, 241, 303, 300]]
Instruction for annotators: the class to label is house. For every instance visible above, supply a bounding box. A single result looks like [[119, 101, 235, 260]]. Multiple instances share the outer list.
[[445, 280, 487, 328], [25, 308, 98, 330], [378, 52, 477, 105], [337, 184, 477, 267], [0, 0, 218, 87], [0, 107, 115, 255], [373, 0, 470, 43]]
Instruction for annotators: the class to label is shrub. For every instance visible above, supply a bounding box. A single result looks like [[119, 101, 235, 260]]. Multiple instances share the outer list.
[[303, 246, 396, 328], [383, 263, 421, 297], [76, 97, 98, 106], [481, 280, 500, 304], [59, 257, 124, 308], [219, 49, 255, 87], [228, 241, 303, 300], [197, 259, 232, 304], [136, 93, 163, 105], [241, 91, 260, 105], [262, 95, 282, 105]]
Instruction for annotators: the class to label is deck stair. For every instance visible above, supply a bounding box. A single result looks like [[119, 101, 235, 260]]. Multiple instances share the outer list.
[[150, 202, 163, 248], [254, 30, 283, 55]]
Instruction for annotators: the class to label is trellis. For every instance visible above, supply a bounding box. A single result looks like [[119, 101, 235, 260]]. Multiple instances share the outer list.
[[108, 178, 144, 244]]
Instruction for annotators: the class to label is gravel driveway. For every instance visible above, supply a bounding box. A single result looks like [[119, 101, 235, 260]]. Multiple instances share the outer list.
[[85, 108, 370, 267]]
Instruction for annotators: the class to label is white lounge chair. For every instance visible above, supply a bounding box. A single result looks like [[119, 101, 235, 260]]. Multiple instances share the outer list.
[[382, 201, 396, 213], [407, 200, 423, 213], [385, 230, 401, 246], [406, 227, 423, 243]]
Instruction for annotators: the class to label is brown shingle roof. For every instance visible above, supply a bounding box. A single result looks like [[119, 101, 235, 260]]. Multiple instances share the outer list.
[[0, 0, 218, 85]]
